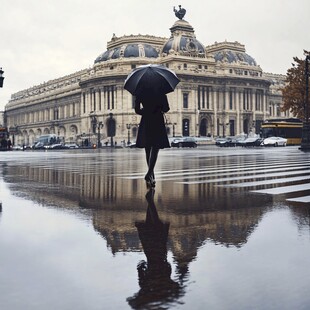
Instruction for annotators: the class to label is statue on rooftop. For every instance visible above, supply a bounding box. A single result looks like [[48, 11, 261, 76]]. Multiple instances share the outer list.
[[173, 5, 186, 20]]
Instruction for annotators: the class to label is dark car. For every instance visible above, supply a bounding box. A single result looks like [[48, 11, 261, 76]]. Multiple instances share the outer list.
[[171, 137, 197, 148], [215, 137, 237, 147], [242, 137, 263, 147]]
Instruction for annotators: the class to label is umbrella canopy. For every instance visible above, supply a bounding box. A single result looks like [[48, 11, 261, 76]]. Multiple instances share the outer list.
[[124, 64, 180, 96]]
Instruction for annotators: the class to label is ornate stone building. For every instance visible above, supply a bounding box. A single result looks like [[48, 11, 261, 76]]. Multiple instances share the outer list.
[[4, 9, 288, 146]]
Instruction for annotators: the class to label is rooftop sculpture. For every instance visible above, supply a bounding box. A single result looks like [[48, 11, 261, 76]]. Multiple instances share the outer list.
[[173, 5, 186, 20]]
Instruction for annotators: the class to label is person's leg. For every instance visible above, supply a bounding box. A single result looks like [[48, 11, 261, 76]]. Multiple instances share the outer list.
[[145, 147, 159, 185], [145, 146, 151, 168], [144, 147, 153, 188]]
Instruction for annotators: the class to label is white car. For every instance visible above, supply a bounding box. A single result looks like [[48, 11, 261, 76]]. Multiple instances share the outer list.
[[262, 136, 287, 147], [64, 143, 79, 149]]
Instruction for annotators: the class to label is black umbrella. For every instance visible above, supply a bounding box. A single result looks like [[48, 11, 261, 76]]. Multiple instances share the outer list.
[[124, 64, 180, 96]]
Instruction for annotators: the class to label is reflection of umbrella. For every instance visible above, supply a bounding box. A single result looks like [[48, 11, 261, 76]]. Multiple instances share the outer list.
[[124, 64, 180, 96]]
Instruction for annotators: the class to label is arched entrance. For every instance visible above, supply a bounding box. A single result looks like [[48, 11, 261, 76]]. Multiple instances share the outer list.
[[58, 126, 66, 142], [29, 130, 35, 145], [22, 130, 28, 145], [106, 114, 116, 145], [70, 125, 78, 142], [243, 119, 249, 135], [199, 118, 208, 136]]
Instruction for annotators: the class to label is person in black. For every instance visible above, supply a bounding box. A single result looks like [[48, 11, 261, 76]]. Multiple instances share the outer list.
[[135, 90, 170, 188]]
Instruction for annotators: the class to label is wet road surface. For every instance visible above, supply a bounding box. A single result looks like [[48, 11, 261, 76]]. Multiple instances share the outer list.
[[0, 146, 310, 310]]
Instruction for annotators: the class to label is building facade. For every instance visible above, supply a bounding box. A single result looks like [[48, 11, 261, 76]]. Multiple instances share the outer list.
[[4, 11, 288, 146]]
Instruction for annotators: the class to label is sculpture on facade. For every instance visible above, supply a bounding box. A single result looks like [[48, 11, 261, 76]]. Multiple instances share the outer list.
[[173, 5, 186, 20]]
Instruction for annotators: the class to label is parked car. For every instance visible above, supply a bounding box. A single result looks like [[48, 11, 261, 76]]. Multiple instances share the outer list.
[[242, 137, 263, 147], [215, 137, 236, 147], [171, 137, 197, 148], [33, 142, 45, 149], [125, 142, 137, 148], [45, 143, 66, 149], [261, 136, 287, 147], [64, 143, 79, 149], [12, 144, 23, 151]]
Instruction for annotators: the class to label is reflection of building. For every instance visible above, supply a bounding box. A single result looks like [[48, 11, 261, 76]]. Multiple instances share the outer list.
[[2, 154, 270, 274], [4, 8, 289, 146]]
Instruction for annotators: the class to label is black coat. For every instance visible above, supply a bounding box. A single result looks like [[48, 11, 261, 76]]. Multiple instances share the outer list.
[[135, 93, 170, 149]]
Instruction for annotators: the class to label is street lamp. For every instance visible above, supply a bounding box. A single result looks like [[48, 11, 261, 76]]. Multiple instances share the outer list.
[[126, 123, 131, 145], [0, 68, 4, 88], [300, 55, 310, 151], [197, 108, 200, 137], [107, 113, 115, 146], [97, 121, 103, 148], [172, 122, 177, 137], [305, 55, 309, 123]]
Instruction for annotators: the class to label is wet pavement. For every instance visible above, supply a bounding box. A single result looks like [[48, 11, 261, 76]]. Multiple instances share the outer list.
[[0, 146, 310, 310]]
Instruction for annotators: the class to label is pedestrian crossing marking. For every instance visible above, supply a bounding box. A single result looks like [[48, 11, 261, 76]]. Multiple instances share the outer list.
[[176, 168, 310, 184], [118, 162, 310, 181], [251, 184, 310, 195], [220, 175, 310, 188], [117, 149, 310, 204], [286, 196, 310, 203]]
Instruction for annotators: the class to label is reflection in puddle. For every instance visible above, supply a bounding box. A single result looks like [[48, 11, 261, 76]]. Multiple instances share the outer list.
[[1, 149, 310, 309], [127, 189, 185, 309]]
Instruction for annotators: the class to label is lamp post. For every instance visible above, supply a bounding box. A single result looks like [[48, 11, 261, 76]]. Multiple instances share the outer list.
[[0, 68, 4, 88], [126, 123, 131, 145], [172, 123, 177, 137], [107, 113, 115, 146], [89, 112, 98, 147], [300, 55, 310, 151], [197, 109, 200, 137], [97, 121, 103, 148], [305, 55, 309, 123]]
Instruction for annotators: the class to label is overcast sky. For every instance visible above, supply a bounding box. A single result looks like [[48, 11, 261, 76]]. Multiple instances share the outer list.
[[1, 0, 309, 111]]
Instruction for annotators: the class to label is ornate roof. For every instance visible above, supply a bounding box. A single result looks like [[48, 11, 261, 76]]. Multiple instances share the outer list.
[[94, 43, 159, 63], [161, 19, 206, 58], [206, 41, 257, 66], [94, 34, 165, 63]]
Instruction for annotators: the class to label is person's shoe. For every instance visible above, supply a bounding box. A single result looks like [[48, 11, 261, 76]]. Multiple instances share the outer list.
[[151, 172, 156, 187], [144, 173, 153, 189]]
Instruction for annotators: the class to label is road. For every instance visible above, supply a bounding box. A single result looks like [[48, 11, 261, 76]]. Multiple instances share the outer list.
[[1, 145, 309, 208], [1, 145, 310, 310]]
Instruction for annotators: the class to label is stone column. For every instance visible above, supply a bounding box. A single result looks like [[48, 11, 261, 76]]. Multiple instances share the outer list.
[[251, 90, 255, 113], [212, 87, 218, 136], [236, 89, 241, 135], [225, 88, 229, 111], [95, 89, 100, 112], [263, 91, 267, 119]]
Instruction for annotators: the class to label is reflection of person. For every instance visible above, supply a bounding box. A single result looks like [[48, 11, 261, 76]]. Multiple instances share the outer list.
[[135, 90, 170, 188], [127, 189, 184, 309]]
